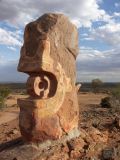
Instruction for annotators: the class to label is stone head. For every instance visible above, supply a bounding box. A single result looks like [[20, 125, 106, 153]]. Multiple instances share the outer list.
[[18, 14, 79, 99]]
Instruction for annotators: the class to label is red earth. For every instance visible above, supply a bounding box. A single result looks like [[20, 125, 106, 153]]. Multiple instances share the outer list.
[[0, 92, 119, 160]]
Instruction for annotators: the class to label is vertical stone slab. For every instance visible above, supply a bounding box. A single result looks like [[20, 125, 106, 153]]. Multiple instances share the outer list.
[[17, 13, 79, 142]]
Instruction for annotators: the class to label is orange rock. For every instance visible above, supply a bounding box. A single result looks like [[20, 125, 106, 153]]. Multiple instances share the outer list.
[[17, 13, 79, 142], [89, 127, 108, 143]]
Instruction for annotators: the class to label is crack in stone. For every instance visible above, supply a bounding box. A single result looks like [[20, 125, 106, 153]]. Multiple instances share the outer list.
[[56, 113, 66, 134]]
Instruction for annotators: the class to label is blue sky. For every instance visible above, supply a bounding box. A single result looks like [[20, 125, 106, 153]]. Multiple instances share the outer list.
[[0, 0, 120, 82]]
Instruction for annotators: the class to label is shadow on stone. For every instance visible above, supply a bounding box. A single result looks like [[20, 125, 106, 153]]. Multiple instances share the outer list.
[[0, 137, 24, 152]]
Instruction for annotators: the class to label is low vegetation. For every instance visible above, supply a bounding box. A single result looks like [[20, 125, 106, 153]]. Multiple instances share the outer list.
[[0, 87, 11, 109], [91, 78, 103, 93], [111, 83, 120, 99], [101, 83, 120, 112]]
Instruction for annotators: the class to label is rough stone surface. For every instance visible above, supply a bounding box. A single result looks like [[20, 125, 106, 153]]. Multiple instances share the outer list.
[[17, 13, 79, 142], [114, 116, 120, 129], [0, 128, 80, 160]]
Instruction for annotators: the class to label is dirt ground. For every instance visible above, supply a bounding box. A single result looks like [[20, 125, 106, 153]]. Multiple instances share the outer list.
[[0, 92, 120, 160]]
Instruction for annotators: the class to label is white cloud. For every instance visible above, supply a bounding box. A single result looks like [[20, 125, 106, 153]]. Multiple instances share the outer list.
[[78, 47, 105, 61], [77, 70, 120, 82], [93, 23, 120, 46], [115, 2, 120, 8], [113, 12, 120, 17], [0, 28, 22, 46], [0, 0, 111, 27], [97, 0, 103, 4], [7, 46, 16, 51], [82, 37, 95, 41], [0, 55, 3, 63], [0, 60, 27, 82], [76, 47, 120, 82], [84, 22, 120, 47], [77, 47, 120, 66], [0, 0, 119, 82]]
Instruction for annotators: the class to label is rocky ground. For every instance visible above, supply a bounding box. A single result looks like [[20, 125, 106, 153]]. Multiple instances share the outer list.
[[0, 92, 120, 160]]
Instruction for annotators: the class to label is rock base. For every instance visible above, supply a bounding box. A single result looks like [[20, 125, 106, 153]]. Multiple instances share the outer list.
[[0, 128, 80, 160]]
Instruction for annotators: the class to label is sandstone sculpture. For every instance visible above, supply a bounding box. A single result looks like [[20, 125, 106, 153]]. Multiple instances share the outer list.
[[17, 13, 79, 142]]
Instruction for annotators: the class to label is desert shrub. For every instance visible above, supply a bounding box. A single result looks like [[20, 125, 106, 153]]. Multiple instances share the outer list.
[[0, 87, 11, 109], [101, 96, 120, 112], [111, 83, 120, 99], [0, 96, 4, 109], [100, 84, 120, 112], [101, 97, 111, 108], [0, 87, 11, 98], [91, 79, 103, 93]]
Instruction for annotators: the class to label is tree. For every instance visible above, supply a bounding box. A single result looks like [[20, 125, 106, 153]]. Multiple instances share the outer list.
[[91, 79, 103, 93]]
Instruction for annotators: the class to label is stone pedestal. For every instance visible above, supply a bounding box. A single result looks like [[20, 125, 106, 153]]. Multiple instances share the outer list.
[[0, 128, 80, 160]]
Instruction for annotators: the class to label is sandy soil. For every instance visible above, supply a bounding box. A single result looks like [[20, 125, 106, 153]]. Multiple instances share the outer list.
[[5, 94, 28, 107], [0, 92, 106, 126], [78, 92, 107, 107], [0, 92, 119, 160], [0, 94, 28, 125]]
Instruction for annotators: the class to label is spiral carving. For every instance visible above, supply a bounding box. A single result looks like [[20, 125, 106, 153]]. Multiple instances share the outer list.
[[27, 72, 57, 98]]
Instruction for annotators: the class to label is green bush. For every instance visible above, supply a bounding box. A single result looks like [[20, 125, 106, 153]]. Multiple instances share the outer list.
[[100, 97, 111, 108], [0, 87, 11, 98], [100, 84, 120, 112], [101, 96, 120, 112], [0, 87, 11, 109], [111, 83, 120, 99], [0, 96, 4, 109]]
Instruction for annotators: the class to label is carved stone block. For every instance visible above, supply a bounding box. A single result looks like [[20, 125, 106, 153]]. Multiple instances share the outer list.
[[17, 13, 79, 142]]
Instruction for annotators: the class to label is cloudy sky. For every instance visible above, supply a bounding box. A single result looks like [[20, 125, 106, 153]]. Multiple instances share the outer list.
[[0, 0, 120, 82]]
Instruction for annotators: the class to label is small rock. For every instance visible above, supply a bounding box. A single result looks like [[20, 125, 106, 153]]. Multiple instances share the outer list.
[[13, 158, 17, 160], [7, 129, 19, 135], [6, 136, 11, 141], [61, 143, 69, 153], [102, 148, 115, 160], [89, 127, 108, 143], [114, 117, 120, 129], [13, 129, 19, 135], [70, 150, 83, 159], [67, 137, 86, 152]]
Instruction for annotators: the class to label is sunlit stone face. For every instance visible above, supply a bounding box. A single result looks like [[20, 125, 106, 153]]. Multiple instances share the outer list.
[[17, 29, 51, 74]]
